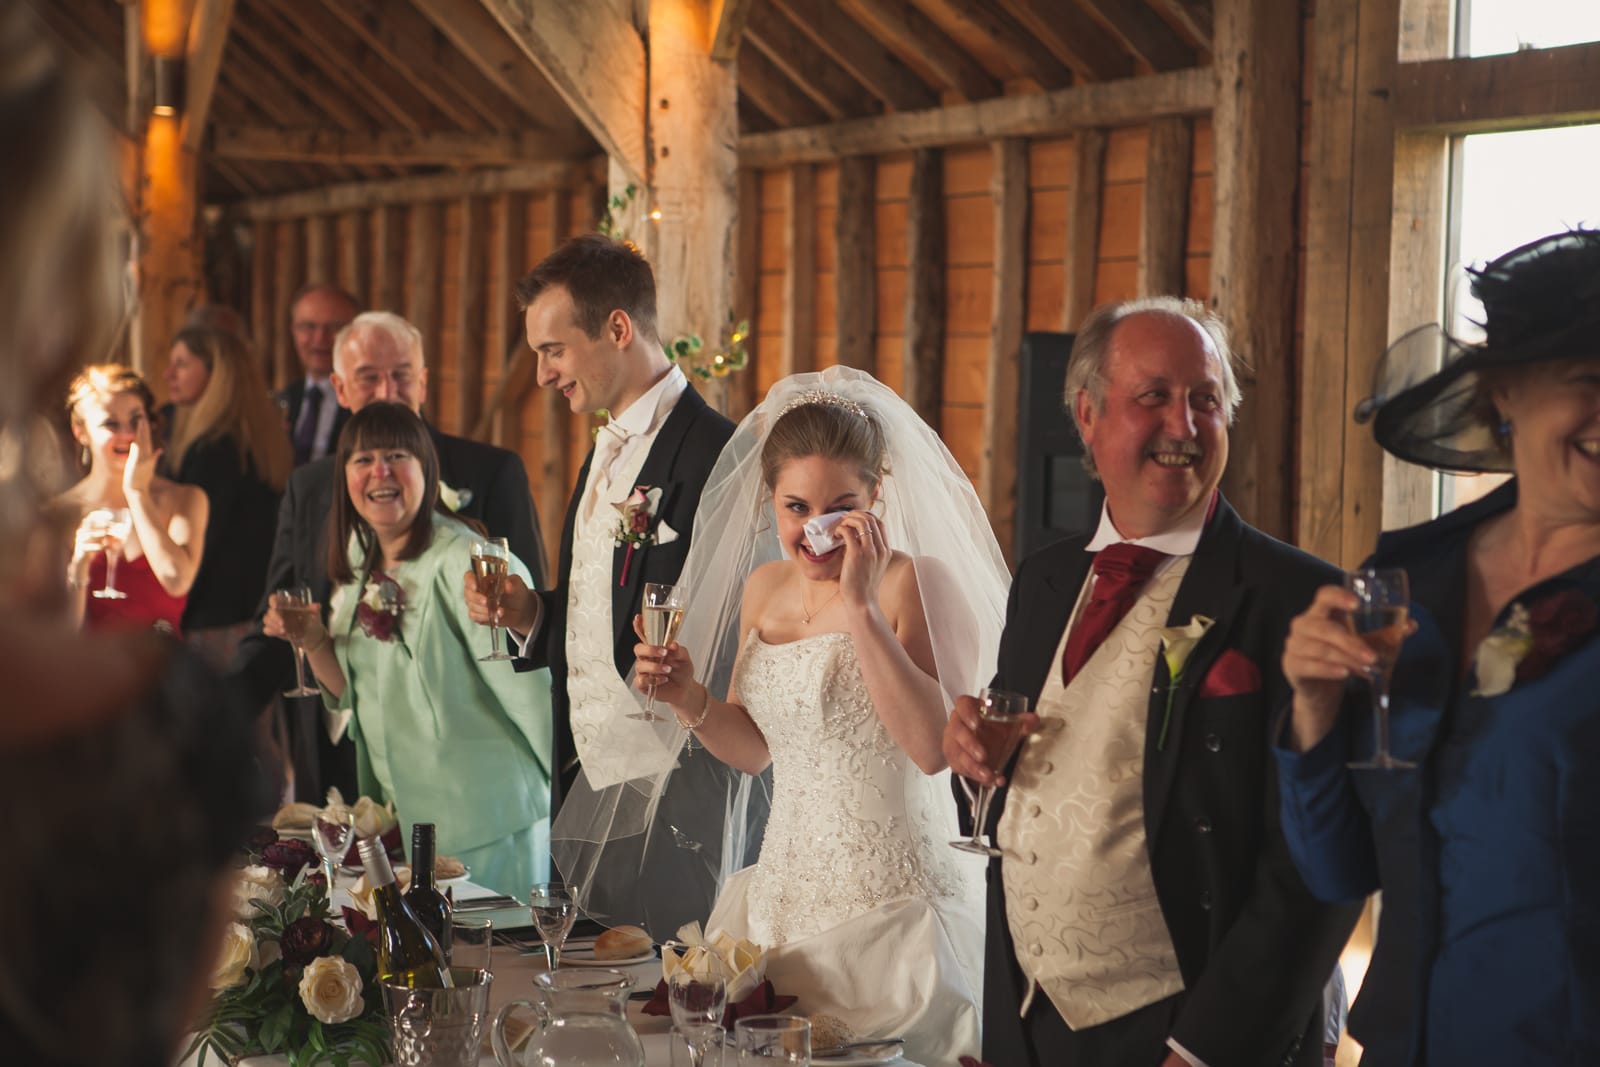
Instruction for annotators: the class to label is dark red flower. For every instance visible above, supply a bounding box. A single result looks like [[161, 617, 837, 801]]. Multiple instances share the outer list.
[[357, 602, 398, 642], [280, 916, 334, 966], [1517, 589, 1598, 683], [260, 838, 318, 879], [958, 1059, 996, 1067], [342, 906, 381, 949], [630, 510, 650, 534]]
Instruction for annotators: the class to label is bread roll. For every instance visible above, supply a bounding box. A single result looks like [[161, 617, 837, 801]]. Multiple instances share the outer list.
[[434, 854, 467, 879], [809, 1014, 854, 1048], [593, 924, 653, 960]]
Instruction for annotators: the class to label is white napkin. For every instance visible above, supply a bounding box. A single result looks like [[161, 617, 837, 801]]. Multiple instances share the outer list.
[[803, 511, 848, 555]]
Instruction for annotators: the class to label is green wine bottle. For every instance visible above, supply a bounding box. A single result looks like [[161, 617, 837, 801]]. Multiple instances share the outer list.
[[357, 837, 453, 989], [404, 823, 453, 961]]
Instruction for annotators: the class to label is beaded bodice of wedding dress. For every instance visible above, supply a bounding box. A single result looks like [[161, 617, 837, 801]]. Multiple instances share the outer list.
[[730, 629, 976, 946]]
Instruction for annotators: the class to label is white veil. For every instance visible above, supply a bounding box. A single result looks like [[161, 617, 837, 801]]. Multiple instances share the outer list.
[[550, 366, 1011, 937]]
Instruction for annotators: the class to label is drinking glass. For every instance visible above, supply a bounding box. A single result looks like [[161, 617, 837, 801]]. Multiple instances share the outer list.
[[450, 915, 493, 973], [87, 508, 133, 600], [311, 807, 355, 889], [274, 585, 320, 698], [631, 582, 687, 722], [950, 688, 1032, 856], [1344, 568, 1416, 770], [673, 1025, 726, 1067], [668, 965, 728, 1067], [472, 537, 513, 662], [528, 881, 579, 971], [734, 1015, 810, 1065]]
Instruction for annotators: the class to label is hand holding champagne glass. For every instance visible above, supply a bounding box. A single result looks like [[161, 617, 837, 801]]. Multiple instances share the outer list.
[[1344, 568, 1415, 770], [273, 585, 322, 698], [85, 508, 132, 600], [951, 688, 1032, 856], [632, 582, 687, 722], [471, 537, 513, 662]]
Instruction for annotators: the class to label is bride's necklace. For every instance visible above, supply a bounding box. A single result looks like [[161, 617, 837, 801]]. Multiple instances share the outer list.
[[800, 582, 841, 625]]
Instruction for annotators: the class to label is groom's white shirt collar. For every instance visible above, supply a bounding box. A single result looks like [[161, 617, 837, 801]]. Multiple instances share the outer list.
[[604, 364, 688, 442]]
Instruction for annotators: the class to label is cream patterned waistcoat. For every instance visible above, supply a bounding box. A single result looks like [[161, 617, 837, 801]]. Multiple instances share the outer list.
[[997, 557, 1191, 1029]]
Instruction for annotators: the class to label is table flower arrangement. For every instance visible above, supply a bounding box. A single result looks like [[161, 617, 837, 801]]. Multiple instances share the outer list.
[[644, 921, 795, 1025], [185, 828, 391, 1067]]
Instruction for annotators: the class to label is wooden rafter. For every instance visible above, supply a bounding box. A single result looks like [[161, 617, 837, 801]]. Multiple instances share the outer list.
[[212, 126, 569, 167], [1073, 0, 1194, 72], [745, 3, 878, 122], [911, 0, 1074, 90], [226, 13, 371, 132], [739, 45, 832, 128], [21, 0, 125, 128], [768, 0, 938, 112], [477, 0, 648, 184], [1146, 0, 1214, 53], [238, 158, 604, 220], [838, 0, 999, 102], [1393, 40, 1600, 134], [710, 0, 756, 60], [738, 65, 1212, 165], [181, 0, 233, 151], [996, 0, 1133, 83]]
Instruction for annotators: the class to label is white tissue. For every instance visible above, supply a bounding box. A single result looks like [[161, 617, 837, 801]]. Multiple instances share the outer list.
[[803, 511, 848, 555]]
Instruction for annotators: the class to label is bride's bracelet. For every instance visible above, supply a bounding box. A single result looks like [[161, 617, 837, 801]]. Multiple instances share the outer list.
[[676, 683, 711, 732]]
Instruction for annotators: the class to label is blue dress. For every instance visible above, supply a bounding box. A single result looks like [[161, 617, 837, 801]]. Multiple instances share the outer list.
[[1276, 482, 1600, 1065]]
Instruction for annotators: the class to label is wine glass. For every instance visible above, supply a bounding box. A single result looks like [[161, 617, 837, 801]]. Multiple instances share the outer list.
[[950, 688, 1032, 856], [87, 508, 132, 600], [632, 582, 687, 722], [666, 953, 729, 1067], [1344, 568, 1416, 770], [472, 537, 513, 662], [274, 585, 321, 698], [312, 807, 355, 889], [734, 1015, 809, 1064], [528, 881, 579, 971]]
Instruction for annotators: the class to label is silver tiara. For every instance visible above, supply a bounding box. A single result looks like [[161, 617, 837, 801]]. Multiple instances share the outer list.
[[777, 389, 869, 421]]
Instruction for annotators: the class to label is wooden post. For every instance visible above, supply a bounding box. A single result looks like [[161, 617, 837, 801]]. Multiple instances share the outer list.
[[132, 114, 203, 383], [1213, 0, 1302, 542], [250, 220, 276, 379], [983, 138, 1027, 562], [903, 147, 945, 429], [455, 195, 489, 437], [834, 155, 877, 372], [372, 204, 404, 312], [729, 167, 762, 421], [491, 191, 528, 449], [540, 187, 573, 582], [271, 218, 304, 390], [782, 164, 817, 377], [1139, 116, 1193, 298], [340, 210, 369, 302], [406, 201, 444, 426], [1064, 128, 1106, 329], [305, 214, 336, 285]]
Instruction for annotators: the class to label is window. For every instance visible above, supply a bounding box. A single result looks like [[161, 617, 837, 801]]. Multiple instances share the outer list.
[[1461, 0, 1600, 57]]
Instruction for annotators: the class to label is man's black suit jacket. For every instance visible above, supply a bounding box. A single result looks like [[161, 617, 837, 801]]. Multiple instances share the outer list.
[[980, 496, 1360, 1067], [230, 426, 546, 716], [276, 379, 349, 462], [515, 386, 734, 808]]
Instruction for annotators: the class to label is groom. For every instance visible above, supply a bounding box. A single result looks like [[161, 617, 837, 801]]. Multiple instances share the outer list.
[[466, 234, 740, 933], [945, 297, 1358, 1067]]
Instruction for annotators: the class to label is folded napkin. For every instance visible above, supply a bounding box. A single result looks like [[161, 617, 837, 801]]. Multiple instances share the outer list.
[[803, 511, 847, 555], [642, 978, 797, 1027]]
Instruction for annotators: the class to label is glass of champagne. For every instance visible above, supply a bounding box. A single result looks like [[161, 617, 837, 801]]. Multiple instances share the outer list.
[[88, 507, 133, 600], [950, 688, 1032, 856], [1344, 568, 1415, 770], [312, 807, 356, 889], [275, 585, 321, 698], [472, 537, 513, 662], [528, 881, 579, 971], [631, 582, 687, 722]]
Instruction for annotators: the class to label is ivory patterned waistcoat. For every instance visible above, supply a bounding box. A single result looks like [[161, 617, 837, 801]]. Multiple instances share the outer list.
[[997, 557, 1190, 1029]]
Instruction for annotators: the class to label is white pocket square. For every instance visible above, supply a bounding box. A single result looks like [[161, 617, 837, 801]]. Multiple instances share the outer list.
[[655, 520, 679, 545], [324, 707, 353, 747]]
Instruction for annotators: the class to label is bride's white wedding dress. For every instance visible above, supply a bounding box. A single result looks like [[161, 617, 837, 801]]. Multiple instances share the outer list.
[[707, 630, 984, 1062]]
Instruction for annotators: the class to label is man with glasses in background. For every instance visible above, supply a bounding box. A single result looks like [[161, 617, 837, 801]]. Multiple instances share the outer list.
[[279, 284, 358, 466]]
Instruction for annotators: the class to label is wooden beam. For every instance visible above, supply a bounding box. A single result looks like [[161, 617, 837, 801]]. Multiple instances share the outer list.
[[486, 191, 529, 448], [372, 204, 404, 312], [181, 0, 233, 151], [212, 125, 569, 167], [710, 0, 756, 60], [1213, 0, 1299, 542], [903, 147, 945, 429], [745, 3, 878, 122], [729, 167, 762, 421], [1393, 40, 1600, 134], [1145, 0, 1213, 53], [912, 0, 1075, 91], [739, 43, 832, 128], [540, 187, 572, 584], [226, 11, 373, 132], [239, 159, 605, 220], [339, 210, 369, 305], [781, 164, 817, 376], [271, 219, 304, 389], [738, 65, 1213, 166], [1073, 0, 1195, 72], [1138, 115, 1192, 297], [834, 156, 877, 372], [477, 0, 649, 184], [769, 0, 939, 112], [1064, 127, 1106, 328], [407, 202, 444, 426], [250, 220, 276, 380], [996, 0, 1134, 83], [304, 214, 336, 287], [455, 196, 490, 437], [984, 138, 1028, 563], [838, 0, 999, 102]]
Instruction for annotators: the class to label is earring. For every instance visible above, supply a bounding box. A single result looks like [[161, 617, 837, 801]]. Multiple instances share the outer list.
[[1495, 418, 1513, 439]]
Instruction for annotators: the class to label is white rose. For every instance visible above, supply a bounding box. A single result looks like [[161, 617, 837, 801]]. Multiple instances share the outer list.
[[352, 796, 397, 839], [298, 956, 365, 1025], [234, 865, 286, 919], [1473, 631, 1532, 697], [210, 922, 256, 990]]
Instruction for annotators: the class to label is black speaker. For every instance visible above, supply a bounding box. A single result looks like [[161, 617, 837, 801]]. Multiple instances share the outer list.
[[1014, 332, 1104, 561]]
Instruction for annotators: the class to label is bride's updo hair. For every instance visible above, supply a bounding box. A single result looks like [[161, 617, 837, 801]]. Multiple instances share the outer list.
[[761, 393, 889, 492]]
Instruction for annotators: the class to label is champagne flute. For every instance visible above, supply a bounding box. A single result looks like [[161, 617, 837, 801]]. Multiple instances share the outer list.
[[528, 881, 579, 971], [1344, 568, 1416, 770], [88, 508, 133, 600], [312, 807, 356, 889], [669, 967, 728, 1067], [950, 688, 1032, 856], [472, 537, 513, 662], [631, 582, 687, 722], [275, 585, 321, 698]]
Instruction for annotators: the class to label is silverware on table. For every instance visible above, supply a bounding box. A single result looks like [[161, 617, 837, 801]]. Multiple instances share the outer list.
[[811, 1037, 905, 1059]]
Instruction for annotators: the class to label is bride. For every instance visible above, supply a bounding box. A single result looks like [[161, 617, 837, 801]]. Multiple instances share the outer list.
[[620, 366, 1008, 1059]]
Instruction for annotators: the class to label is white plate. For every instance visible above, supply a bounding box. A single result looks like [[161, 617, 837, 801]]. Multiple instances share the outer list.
[[438, 865, 471, 885], [813, 1051, 904, 1066], [558, 946, 657, 967]]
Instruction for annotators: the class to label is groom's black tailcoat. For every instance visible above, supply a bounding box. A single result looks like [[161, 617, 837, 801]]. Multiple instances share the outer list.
[[980, 496, 1360, 1067]]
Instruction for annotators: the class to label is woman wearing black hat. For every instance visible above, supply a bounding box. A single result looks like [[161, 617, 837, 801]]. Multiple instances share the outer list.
[[1276, 230, 1600, 1065]]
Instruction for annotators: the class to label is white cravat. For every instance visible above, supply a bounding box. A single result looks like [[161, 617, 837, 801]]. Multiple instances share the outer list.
[[584, 422, 632, 522]]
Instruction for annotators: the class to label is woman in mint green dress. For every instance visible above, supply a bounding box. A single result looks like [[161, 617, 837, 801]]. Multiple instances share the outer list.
[[265, 402, 552, 896]]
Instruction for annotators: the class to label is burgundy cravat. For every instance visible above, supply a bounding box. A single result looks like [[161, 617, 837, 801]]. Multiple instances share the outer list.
[[1061, 542, 1169, 685]]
